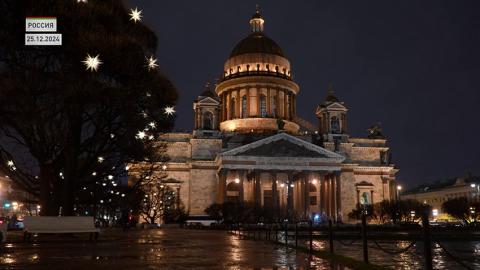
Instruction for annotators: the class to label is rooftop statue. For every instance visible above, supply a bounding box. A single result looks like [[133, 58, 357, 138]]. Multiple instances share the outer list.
[[367, 123, 385, 139]]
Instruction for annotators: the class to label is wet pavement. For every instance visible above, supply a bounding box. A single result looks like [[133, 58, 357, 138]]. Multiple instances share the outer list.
[[0, 229, 349, 270]]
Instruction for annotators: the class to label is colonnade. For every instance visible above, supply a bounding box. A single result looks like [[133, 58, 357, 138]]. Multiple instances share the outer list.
[[217, 169, 341, 221], [219, 87, 296, 122]]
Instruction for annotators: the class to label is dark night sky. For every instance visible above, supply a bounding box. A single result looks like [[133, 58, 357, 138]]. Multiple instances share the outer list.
[[127, 0, 480, 188]]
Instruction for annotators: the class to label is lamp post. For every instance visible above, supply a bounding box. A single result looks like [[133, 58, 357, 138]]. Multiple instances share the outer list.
[[471, 183, 479, 201], [396, 185, 402, 201]]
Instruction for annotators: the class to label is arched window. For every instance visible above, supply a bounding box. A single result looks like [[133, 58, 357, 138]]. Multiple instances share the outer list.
[[331, 116, 340, 133], [230, 98, 236, 119], [260, 95, 267, 117], [241, 95, 247, 118], [272, 96, 277, 117], [226, 181, 240, 202], [227, 181, 240, 192], [202, 111, 213, 130]]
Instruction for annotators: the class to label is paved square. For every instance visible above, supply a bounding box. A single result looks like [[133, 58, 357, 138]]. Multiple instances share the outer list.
[[0, 229, 345, 269]]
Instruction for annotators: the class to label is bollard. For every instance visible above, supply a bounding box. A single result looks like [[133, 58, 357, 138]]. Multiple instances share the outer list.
[[361, 214, 369, 264], [295, 223, 298, 247], [422, 211, 433, 270], [328, 219, 334, 254], [309, 221, 313, 254]]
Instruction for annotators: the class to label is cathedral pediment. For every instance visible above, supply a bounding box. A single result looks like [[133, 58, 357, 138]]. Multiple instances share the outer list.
[[196, 96, 220, 104], [326, 102, 347, 110], [220, 132, 344, 161]]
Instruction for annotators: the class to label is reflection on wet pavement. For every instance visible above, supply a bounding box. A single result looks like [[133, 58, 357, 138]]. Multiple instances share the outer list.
[[304, 239, 480, 269], [0, 229, 350, 270]]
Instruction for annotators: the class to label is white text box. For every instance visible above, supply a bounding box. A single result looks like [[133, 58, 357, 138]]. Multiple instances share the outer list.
[[26, 17, 57, 32], [25, 34, 62, 46]]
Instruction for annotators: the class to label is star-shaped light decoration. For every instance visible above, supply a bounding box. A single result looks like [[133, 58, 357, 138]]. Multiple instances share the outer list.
[[82, 54, 102, 72], [97, 156, 104, 163], [7, 160, 14, 167], [136, 130, 146, 140], [146, 56, 158, 71], [164, 106, 175, 116], [148, 121, 156, 129], [129, 7, 142, 23]]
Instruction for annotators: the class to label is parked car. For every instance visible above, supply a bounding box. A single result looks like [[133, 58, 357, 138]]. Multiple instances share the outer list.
[[185, 216, 220, 228]]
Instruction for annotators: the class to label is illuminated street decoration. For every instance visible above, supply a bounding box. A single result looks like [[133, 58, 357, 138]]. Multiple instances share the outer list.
[[146, 56, 158, 70], [164, 106, 175, 116], [136, 130, 146, 140], [129, 7, 143, 23], [82, 54, 102, 72]]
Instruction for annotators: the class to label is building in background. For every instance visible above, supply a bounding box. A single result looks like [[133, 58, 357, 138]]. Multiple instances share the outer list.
[[401, 176, 480, 220], [132, 9, 399, 223], [0, 173, 39, 226]]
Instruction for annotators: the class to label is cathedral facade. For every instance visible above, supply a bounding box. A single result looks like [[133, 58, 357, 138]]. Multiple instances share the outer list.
[[155, 10, 398, 223]]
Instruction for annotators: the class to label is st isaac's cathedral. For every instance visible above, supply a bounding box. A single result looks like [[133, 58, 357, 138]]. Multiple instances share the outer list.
[[154, 9, 398, 223]]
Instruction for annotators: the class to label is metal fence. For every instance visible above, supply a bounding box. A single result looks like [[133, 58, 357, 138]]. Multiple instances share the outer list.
[[227, 213, 477, 270]]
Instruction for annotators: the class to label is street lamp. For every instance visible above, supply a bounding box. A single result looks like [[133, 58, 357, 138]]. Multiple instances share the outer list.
[[396, 185, 402, 201], [471, 183, 479, 201]]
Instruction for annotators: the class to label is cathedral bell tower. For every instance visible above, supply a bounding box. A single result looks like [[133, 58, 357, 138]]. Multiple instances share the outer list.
[[193, 83, 221, 137], [315, 84, 349, 142]]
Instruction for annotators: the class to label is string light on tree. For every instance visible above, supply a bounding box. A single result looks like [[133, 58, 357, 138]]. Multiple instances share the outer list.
[[164, 106, 175, 116], [129, 7, 142, 23], [77, 0, 87, 3], [97, 156, 104, 163], [146, 56, 158, 70], [82, 54, 102, 72]]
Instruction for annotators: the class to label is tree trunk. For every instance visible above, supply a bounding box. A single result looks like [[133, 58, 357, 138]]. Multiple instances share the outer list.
[[62, 105, 82, 216], [39, 164, 58, 216]]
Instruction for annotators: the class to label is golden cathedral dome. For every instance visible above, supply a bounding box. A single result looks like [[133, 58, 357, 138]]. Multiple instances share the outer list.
[[214, 8, 300, 135], [230, 33, 285, 58], [221, 8, 292, 82]]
